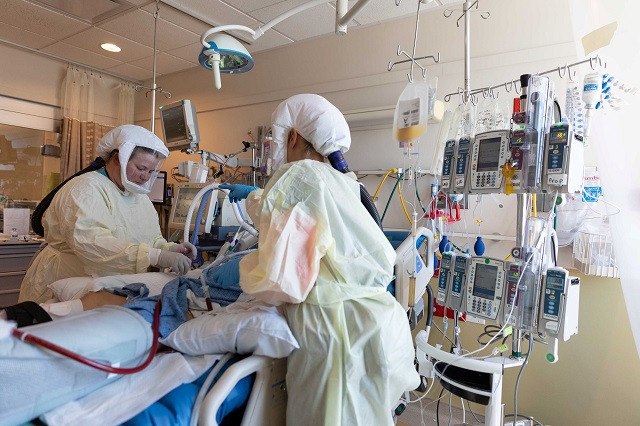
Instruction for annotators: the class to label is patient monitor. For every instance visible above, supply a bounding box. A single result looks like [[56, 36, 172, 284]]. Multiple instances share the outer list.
[[160, 100, 200, 152]]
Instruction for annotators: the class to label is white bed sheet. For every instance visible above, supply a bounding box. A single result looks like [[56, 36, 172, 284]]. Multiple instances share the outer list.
[[41, 352, 219, 426]]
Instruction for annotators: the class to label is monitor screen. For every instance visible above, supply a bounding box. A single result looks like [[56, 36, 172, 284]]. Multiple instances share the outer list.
[[472, 263, 499, 299], [148, 171, 167, 204], [476, 137, 502, 172], [161, 106, 188, 144]]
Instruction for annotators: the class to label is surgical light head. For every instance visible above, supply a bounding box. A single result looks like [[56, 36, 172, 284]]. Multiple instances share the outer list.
[[268, 94, 351, 173], [198, 33, 254, 90], [96, 125, 169, 195]]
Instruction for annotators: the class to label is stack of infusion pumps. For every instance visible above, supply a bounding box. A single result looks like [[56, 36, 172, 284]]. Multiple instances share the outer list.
[[440, 74, 584, 196], [436, 251, 579, 362]]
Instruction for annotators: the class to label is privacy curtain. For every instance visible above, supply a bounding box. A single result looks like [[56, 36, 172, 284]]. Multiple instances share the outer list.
[[59, 66, 135, 180], [570, 0, 640, 357]]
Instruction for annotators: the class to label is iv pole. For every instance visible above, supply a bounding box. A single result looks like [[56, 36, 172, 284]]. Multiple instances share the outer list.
[[135, 1, 171, 132]]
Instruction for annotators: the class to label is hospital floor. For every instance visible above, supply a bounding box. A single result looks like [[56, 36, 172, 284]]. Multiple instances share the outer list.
[[396, 397, 484, 426]]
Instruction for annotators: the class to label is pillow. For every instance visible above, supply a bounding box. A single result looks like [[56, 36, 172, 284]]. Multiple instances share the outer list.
[[49, 272, 179, 301], [160, 301, 299, 358]]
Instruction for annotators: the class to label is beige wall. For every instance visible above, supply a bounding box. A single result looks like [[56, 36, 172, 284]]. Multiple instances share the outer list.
[[0, 44, 67, 108], [134, 0, 639, 424]]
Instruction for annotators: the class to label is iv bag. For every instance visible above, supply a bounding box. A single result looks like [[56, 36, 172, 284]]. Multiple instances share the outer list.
[[393, 81, 430, 148]]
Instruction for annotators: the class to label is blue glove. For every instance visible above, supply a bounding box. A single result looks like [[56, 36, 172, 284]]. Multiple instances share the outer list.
[[211, 257, 241, 288], [218, 184, 258, 203]]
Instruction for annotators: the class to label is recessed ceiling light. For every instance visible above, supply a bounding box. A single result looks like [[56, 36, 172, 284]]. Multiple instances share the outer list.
[[101, 43, 121, 53]]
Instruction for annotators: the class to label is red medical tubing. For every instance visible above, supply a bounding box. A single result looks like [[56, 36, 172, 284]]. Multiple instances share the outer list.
[[11, 299, 162, 375]]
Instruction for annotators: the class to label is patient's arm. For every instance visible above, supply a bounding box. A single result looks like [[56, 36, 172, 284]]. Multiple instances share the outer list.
[[80, 291, 127, 311]]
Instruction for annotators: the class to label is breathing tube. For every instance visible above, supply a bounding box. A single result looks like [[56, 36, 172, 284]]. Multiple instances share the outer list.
[[328, 151, 382, 229], [31, 156, 106, 236]]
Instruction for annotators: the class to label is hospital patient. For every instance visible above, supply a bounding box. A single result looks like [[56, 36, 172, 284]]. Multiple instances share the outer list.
[[17, 125, 196, 309], [224, 94, 420, 425]]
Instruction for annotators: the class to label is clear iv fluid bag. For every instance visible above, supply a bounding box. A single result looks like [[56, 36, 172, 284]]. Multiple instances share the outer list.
[[393, 81, 430, 148]]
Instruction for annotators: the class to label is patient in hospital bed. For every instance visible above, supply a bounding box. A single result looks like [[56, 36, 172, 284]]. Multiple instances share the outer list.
[[0, 249, 297, 426]]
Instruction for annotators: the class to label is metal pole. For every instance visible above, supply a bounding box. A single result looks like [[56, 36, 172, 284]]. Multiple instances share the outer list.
[[151, 1, 159, 133], [512, 193, 529, 358], [251, 146, 257, 186], [464, 0, 471, 102]]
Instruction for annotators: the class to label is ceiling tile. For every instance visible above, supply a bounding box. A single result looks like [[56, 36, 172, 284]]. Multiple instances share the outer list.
[[165, 42, 202, 65], [99, 9, 200, 51], [222, 0, 283, 13], [106, 62, 155, 81], [128, 52, 198, 75], [42, 42, 123, 69], [0, 23, 56, 49], [347, 0, 438, 26], [161, 0, 257, 28], [125, 0, 156, 5], [248, 29, 292, 52], [142, 2, 212, 36], [0, 0, 91, 40], [250, 2, 342, 41], [62, 27, 154, 62]]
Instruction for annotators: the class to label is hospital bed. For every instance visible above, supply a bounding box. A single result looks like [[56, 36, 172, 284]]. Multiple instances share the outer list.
[[0, 263, 290, 426], [1, 199, 434, 425]]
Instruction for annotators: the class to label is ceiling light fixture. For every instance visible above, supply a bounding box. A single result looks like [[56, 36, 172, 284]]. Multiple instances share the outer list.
[[199, 0, 374, 90], [101, 43, 121, 53]]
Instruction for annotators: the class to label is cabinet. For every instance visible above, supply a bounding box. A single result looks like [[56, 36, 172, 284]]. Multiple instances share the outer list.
[[0, 242, 41, 307]]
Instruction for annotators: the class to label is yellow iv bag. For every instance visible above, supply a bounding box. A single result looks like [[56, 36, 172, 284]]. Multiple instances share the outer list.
[[393, 81, 430, 148]]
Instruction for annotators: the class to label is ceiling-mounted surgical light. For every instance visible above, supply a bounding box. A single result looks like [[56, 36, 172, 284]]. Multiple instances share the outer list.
[[198, 33, 254, 90], [198, 0, 373, 90]]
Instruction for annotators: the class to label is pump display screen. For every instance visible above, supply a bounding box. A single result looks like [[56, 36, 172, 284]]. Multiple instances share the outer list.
[[546, 275, 565, 291], [473, 263, 499, 299], [476, 137, 502, 172], [161, 106, 187, 144]]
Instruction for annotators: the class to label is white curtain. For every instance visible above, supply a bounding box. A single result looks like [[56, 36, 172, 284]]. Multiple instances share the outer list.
[[569, 0, 640, 357], [59, 66, 135, 179]]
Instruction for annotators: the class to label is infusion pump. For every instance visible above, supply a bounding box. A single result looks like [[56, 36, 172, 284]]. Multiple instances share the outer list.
[[465, 257, 506, 320], [469, 130, 510, 194]]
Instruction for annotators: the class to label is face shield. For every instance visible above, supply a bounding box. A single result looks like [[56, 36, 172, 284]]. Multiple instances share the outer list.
[[118, 143, 167, 194], [96, 125, 170, 195]]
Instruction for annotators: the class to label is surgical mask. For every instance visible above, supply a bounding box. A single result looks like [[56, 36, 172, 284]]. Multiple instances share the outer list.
[[118, 142, 166, 194]]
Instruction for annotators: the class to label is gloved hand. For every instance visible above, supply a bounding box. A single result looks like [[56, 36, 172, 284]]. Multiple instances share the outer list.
[[218, 184, 259, 203], [156, 251, 191, 275], [211, 257, 242, 288], [170, 241, 197, 260]]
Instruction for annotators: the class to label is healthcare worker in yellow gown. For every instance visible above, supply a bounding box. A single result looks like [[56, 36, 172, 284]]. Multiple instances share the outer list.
[[226, 94, 420, 425], [19, 125, 195, 304]]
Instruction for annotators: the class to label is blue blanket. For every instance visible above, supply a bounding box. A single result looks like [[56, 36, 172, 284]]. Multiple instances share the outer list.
[[116, 255, 246, 337]]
